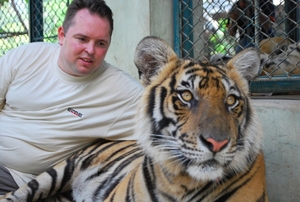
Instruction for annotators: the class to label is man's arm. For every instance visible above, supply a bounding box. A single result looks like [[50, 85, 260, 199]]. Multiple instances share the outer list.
[[0, 53, 11, 111]]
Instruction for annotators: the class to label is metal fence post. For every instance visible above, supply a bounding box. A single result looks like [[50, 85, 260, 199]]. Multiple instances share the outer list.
[[285, 0, 300, 42], [181, 0, 194, 58], [173, 0, 181, 57], [29, 0, 43, 42]]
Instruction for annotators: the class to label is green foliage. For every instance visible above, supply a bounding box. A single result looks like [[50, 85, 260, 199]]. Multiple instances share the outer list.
[[0, 0, 68, 56], [209, 18, 235, 55], [0, 0, 8, 6], [43, 0, 68, 43]]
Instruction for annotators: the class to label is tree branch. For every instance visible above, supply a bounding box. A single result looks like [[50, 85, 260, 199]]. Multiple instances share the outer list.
[[11, 0, 28, 32], [0, 31, 28, 38]]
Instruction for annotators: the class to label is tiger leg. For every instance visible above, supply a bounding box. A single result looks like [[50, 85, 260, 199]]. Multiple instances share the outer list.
[[0, 159, 76, 202], [44, 191, 74, 202]]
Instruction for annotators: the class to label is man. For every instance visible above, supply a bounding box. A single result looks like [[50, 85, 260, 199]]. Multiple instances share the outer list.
[[0, 0, 143, 194], [227, 0, 275, 53]]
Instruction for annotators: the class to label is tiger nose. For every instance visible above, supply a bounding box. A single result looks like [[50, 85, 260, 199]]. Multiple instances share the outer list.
[[203, 137, 229, 152]]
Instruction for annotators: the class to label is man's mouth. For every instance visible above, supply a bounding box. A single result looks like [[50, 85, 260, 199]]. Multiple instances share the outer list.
[[81, 58, 93, 63]]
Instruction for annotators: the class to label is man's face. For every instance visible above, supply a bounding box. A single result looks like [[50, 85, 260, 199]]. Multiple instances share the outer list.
[[58, 9, 111, 76]]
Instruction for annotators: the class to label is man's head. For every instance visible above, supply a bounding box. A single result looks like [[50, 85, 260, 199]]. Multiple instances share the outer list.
[[63, 0, 113, 37], [57, 0, 113, 77]]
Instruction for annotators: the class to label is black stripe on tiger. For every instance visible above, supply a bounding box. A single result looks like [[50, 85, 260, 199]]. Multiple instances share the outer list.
[[147, 84, 159, 133], [93, 147, 143, 199], [188, 181, 214, 201], [169, 72, 177, 94], [80, 140, 125, 170], [142, 156, 158, 202], [126, 169, 137, 202], [183, 61, 196, 70], [87, 144, 141, 180], [237, 97, 252, 149], [45, 168, 57, 197], [215, 160, 261, 201], [157, 87, 175, 132], [26, 179, 39, 202], [58, 158, 75, 193]]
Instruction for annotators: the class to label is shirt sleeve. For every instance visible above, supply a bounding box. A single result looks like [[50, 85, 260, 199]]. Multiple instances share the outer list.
[[0, 48, 17, 110]]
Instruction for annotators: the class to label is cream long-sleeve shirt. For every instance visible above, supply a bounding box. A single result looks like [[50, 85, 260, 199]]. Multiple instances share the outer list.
[[0, 42, 143, 186]]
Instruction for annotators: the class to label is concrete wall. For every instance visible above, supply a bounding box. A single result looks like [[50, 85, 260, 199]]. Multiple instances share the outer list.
[[105, 0, 173, 80], [105, 1, 300, 201], [253, 98, 300, 202]]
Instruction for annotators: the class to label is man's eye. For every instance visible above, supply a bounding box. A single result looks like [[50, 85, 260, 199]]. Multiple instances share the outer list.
[[97, 42, 107, 47], [77, 37, 86, 42]]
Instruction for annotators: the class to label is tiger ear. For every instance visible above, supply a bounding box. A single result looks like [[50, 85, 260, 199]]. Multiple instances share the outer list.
[[227, 48, 261, 81], [134, 36, 177, 86]]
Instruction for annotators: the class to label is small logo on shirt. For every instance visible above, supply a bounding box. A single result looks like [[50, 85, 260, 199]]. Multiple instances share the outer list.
[[68, 107, 83, 118]]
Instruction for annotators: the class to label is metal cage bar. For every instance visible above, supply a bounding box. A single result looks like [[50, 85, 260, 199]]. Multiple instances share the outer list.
[[29, 0, 43, 42], [173, 0, 181, 56]]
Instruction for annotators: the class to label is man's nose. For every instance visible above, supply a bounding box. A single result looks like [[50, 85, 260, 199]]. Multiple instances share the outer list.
[[85, 42, 95, 54]]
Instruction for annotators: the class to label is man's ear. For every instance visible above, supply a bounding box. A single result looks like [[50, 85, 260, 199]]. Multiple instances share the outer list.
[[58, 26, 65, 45]]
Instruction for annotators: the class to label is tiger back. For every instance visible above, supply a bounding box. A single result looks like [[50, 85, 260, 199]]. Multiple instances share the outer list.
[[260, 42, 300, 75], [0, 36, 268, 202]]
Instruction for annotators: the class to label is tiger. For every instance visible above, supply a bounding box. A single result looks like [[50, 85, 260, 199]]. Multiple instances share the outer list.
[[0, 36, 268, 202], [260, 42, 300, 76], [259, 36, 290, 55], [210, 37, 300, 76]]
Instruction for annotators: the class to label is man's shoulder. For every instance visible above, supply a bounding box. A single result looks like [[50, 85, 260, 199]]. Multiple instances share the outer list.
[[1, 42, 60, 74], [103, 61, 138, 82], [19, 42, 59, 52], [4, 42, 59, 58], [101, 61, 143, 91]]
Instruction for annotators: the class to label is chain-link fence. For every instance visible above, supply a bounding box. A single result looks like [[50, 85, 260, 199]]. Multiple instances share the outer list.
[[1, 0, 299, 93], [0, 0, 68, 56], [175, 0, 300, 94]]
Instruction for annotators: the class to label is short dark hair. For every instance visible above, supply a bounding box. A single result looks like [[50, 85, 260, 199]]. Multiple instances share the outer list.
[[63, 0, 114, 36]]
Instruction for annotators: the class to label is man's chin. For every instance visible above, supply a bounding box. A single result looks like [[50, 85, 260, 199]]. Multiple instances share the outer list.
[[75, 67, 95, 76]]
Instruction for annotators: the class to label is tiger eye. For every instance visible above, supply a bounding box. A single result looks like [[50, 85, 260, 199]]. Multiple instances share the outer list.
[[226, 95, 236, 105], [181, 91, 193, 101]]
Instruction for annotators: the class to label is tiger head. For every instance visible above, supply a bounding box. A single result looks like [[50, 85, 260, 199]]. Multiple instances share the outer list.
[[134, 36, 263, 182]]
